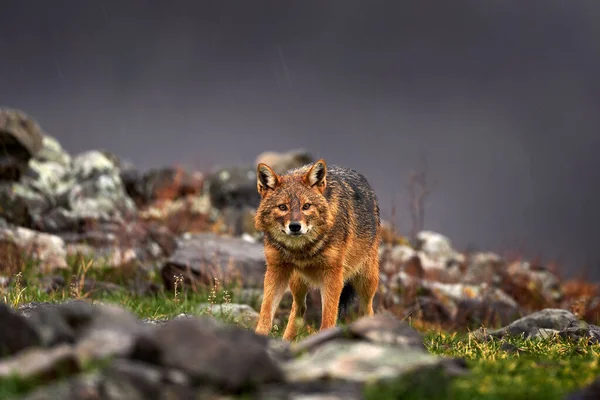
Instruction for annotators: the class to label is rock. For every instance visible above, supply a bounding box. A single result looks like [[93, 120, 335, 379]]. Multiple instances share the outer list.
[[258, 381, 364, 400], [122, 166, 204, 209], [129, 316, 284, 392], [0, 181, 47, 227], [390, 245, 418, 265], [57, 218, 176, 267], [99, 359, 194, 400], [255, 149, 313, 175], [284, 314, 467, 386], [558, 325, 600, 344], [119, 167, 146, 207], [347, 313, 426, 349], [143, 167, 203, 203], [139, 193, 214, 235], [22, 157, 72, 200], [17, 373, 101, 400], [0, 302, 42, 357], [197, 303, 260, 329], [0, 225, 68, 272], [68, 171, 134, 219], [35, 134, 71, 166], [33, 150, 137, 233], [506, 260, 563, 303], [283, 339, 452, 383], [480, 308, 585, 339], [0, 108, 44, 181], [463, 252, 505, 285], [414, 231, 456, 261], [205, 165, 260, 210], [161, 232, 267, 291], [17, 301, 147, 362], [395, 272, 520, 328], [290, 313, 427, 356], [0, 344, 80, 382]]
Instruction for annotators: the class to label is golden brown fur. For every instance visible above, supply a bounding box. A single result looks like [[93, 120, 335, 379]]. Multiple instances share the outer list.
[[253, 159, 381, 341]]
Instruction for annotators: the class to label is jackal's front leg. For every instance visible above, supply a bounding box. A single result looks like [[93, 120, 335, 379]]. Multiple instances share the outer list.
[[255, 265, 291, 336], [319, 268, 345, 331], [282, 273, 309, 341]]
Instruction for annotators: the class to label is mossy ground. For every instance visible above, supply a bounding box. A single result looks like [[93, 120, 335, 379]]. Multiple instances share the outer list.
[[1, 257, 599, 399]]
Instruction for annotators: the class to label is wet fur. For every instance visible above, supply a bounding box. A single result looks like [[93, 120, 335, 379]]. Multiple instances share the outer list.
[[254, 159, 381, 341]]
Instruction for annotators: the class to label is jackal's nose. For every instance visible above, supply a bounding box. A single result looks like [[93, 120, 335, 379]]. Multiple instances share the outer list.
[[288, 222, 302, 233]]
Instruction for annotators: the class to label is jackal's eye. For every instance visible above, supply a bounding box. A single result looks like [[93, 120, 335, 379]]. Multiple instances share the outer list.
[[302, 203, 311, 210], [278, 204, 288, 211]]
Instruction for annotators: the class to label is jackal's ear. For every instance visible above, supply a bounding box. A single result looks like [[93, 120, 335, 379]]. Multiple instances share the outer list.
[[257, 163, 279, 195], [304, 159, 327, 192]]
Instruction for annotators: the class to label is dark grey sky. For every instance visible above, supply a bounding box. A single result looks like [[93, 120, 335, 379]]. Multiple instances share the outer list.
[[1, 1, 600, 278]]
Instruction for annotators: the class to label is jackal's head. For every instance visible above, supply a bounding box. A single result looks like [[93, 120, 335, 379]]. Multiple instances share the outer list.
[[254, 159, 332, 244]]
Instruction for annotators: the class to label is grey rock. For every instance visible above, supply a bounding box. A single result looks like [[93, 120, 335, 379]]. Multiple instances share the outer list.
[[558, 325, 600, 344], [16, 372, 101, 400], [414, 231, 456, 260], [257, 381, 364, 400], [0, 108, 44, 181], [0, 344, 80, 382], [206, 165, 260, 210], [161, 232, 267, 291], [283, 339, 447, 383], [0, 182, 44, 227], [284, 314, 467, 386], [290, 314, 425, 356], [197, 303, 260, 329], [463, 252, 505, 285], [130, 316, 284, 392], [0, 302, 41, 357], [482, 308, 584, 339], [99, 359, 193, 400], [347, 313, 426, 349], [18, 300, 147, 362]]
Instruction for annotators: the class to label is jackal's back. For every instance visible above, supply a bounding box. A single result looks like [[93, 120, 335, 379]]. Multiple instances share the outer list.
[[289, 163, 380, 243]]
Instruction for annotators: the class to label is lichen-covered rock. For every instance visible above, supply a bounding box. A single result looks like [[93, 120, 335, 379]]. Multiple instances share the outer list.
[[35, 134, 71, 166], [0, 108, 44, 181], [0, 225, 68, 271]]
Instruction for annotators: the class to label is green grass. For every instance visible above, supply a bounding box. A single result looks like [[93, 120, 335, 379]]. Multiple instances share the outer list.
[[364, 331, 600, 400], [1, 256, 600, 399]]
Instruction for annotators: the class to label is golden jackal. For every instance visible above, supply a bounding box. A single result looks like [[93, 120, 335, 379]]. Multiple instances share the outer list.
[[253, 158, 381, 341]]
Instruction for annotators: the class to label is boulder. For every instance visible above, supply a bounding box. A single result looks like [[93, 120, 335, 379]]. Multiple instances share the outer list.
[[161, 232, 266, 291], [205, 165, 260, 210], [0, 108, 44, 181]]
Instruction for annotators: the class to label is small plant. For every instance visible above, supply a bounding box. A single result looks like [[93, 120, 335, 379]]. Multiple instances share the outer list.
[[172, 273, 184, 306], [2, 272, 26, 307], [69, 257, 94, 300]]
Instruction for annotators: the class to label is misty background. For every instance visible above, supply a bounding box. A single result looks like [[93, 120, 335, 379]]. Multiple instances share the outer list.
[[1, 1, 599, 278]]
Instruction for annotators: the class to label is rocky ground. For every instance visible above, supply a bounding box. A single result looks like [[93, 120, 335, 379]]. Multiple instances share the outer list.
[[0, 108, 600, 399]]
